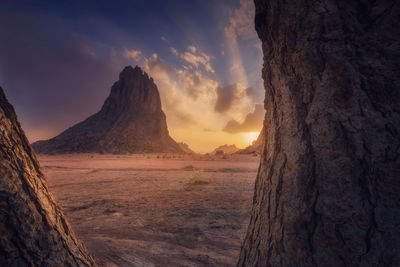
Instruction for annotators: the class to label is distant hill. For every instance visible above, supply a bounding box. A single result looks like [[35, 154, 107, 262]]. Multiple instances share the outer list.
[[211, 144, 240, 155], [32, 66, 184, 154]]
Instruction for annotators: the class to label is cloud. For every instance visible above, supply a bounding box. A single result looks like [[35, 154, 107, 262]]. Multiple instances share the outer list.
[[130, 52, 208, 127], [187, 45, 197, 54], [223, 0, 260, 86], [170, 46, 214, 73], [170, 47, 179, 56], [178, 68, 218, 100], [225, 0, 257, 41], [254, 42, 262, 51], [123, 49, 142, 61], [214, 83, 247, 113], [223, 104, 264, 133], [246, 86, 264, 102]]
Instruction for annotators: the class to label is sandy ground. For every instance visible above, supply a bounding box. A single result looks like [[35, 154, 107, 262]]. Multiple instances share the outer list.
[[38, 153, 259, 267]]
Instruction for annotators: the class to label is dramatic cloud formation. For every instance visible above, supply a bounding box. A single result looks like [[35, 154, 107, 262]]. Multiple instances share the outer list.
[[123, 49, 218, 130], [171, 46, 215, 73], [1, 0, 265, 152], [246, 86, 264, 102], [214, 83, 247, 113], [223, 104, 264, 133], [178, 68, 218, 100], [225, 0, 257, 41], [123, 49, 142, 61], [224, 0, 259, 86]]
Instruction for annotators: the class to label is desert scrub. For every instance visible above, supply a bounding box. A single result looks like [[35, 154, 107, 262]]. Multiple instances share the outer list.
[[188, 169, 210, 185], [89, 168, 100, 173]]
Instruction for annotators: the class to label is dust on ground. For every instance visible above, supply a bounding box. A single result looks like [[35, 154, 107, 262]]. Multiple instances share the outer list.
[[39, 153, 259, 267]]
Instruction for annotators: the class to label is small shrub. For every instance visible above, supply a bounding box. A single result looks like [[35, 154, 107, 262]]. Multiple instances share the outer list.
[[183, 165, 195, 171], [188, 169, 209, 185]]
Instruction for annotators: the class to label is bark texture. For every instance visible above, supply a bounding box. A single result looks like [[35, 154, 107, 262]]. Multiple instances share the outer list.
[[0, 87, 97, 266], [239, 0, 400, 266]]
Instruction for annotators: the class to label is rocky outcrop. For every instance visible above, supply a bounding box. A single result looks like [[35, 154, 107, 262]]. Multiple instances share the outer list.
[[236, 127, 265, 154], [0, 87, 97, 266], [211, 144, 239, 155], [32, 66, 184, 154], [177, 142, 195, 154], [239, 0, 400, 266]]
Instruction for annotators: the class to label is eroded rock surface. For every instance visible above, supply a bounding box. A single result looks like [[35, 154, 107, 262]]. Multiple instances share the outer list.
[[32, 66, 184, 154], [0, 87, 97, 266], [239, 0, 400, 266]]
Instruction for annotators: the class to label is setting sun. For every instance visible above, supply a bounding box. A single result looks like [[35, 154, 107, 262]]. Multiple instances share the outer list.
[[245, 131, 259, 145]]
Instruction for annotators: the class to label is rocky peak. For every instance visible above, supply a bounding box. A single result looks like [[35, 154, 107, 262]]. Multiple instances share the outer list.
[[102, 65, 161, 116], [32, 66, 184, 154]]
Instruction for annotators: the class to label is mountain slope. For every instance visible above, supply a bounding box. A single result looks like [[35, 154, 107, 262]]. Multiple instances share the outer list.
[[32, 66, 184, 154]]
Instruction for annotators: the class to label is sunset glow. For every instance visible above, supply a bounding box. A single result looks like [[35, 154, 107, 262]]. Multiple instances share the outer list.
[[245, 131, 259, 145], [1, 0, 264, 153]]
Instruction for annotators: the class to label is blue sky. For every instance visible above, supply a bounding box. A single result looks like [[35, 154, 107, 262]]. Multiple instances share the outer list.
[[0, 0, 264, 152]]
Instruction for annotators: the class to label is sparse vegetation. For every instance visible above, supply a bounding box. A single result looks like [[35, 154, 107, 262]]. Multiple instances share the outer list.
[[188, 169, 210, 185], [90, 168, 100, 173], [183, 165, 195, 171]]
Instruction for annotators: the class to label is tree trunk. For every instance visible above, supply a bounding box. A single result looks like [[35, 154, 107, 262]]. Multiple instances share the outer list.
[[0, 87, 97, 266], [238, 0, 400, 266]]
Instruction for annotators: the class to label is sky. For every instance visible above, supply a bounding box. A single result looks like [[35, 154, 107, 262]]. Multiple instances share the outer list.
[[0, 0, 264, 153]]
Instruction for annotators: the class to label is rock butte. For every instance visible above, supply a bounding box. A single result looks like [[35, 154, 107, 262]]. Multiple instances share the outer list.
[[0, 87, 97, 266], [32, 66, 184, 154]]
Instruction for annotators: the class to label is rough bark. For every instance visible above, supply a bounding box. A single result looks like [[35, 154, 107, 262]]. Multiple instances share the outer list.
[[239, 0, 400, 266], [0, 87, 97, 266]]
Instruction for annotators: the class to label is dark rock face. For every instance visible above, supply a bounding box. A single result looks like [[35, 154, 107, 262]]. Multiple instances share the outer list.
[[0, 87, 97, 266], [239, 0, 400, 266], [32, 66, 184, 154]]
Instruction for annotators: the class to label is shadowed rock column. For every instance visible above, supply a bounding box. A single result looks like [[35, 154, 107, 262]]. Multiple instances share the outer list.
[[238, 0, 400, 266], [0, 87, 97, 266]]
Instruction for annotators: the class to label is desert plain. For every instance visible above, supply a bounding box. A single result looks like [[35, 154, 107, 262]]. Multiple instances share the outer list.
[[38, 153, 259, 267]]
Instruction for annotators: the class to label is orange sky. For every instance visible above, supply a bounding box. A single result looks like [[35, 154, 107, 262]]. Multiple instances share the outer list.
[[2, 0, 264, 153]]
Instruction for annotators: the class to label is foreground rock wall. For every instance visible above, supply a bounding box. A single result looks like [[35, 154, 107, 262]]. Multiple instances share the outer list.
[[239, 0, 400, 266], [0, 87, 97, 266]]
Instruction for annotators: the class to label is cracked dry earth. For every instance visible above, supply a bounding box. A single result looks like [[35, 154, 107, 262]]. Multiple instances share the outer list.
[[38, 153, 258, 266]]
